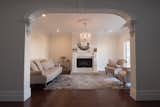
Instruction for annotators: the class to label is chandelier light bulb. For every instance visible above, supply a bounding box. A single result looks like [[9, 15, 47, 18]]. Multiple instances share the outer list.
[[57, 28, 59, 32], [42, 13, 46, 17], [79, 20, 92, 43]]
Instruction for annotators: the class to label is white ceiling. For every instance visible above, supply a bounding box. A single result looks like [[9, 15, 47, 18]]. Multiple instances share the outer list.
[[31, 13, 126, 35]]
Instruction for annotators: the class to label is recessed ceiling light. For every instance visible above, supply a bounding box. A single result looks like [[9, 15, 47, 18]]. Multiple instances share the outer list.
[[42, 13, 46, 17]]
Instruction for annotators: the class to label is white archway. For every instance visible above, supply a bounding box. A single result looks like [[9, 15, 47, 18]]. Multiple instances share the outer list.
[[24, 8, 136, 100]]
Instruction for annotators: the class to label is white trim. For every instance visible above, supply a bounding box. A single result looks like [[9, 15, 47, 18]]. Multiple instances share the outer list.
[[136, 90, 160, 101], [24, 88, 31, 101], [130, 88, 160, 101], [0, 89, 31, 102]]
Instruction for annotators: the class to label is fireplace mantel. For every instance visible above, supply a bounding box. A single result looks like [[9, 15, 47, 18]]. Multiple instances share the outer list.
[[77, 52, 93, 58]]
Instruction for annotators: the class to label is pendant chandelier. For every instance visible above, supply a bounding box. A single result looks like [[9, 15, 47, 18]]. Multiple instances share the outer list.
[[80, 22, 91, 42]]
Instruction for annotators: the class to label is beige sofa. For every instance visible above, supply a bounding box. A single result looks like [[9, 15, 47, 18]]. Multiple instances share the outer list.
[[30, 59, 62, 85]]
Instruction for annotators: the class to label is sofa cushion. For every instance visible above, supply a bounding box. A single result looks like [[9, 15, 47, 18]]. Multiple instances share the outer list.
[[41, 60, 55, 71], [43, 67, 62, 82]]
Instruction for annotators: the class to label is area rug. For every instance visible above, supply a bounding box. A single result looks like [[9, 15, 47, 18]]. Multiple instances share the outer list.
[[45, 72, 123, 90]]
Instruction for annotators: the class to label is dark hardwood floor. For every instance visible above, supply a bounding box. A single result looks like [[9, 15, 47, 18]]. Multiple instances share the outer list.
[[0, 88, 160, 107]]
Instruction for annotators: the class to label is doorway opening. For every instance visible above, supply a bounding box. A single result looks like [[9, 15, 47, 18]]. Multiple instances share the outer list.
[[25, 9, 136, 100]]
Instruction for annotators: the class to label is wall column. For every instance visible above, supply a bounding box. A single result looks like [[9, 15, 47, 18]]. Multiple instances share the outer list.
[[129, 19, 137, 100]]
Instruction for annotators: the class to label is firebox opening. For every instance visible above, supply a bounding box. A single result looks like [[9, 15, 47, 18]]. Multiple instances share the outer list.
[[77, 58, 93, 68]]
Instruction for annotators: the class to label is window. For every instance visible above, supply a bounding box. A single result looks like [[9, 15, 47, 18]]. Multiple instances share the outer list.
[[123, 40, 130, 67]]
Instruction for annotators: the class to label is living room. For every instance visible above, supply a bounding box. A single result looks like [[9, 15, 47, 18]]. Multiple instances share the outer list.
[[30, 13, 132, 89], [1, 0, 160, 106]]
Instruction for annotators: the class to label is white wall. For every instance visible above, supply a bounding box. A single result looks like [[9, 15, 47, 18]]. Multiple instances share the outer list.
[[31, 29, 72, 63], [49, 33, 72, 62], [30, 31, 49, 60], [96, 34, 119, 71], [117, 28, 130, 59], [30, 29, 72, 63]]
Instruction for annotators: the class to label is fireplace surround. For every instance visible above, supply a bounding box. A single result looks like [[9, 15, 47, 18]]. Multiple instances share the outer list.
[[72, 51, 97, 72]]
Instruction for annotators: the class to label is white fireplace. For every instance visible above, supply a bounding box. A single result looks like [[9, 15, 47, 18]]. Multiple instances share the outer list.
[[72, 51, 97, 72], [71, 31, 97, 73]]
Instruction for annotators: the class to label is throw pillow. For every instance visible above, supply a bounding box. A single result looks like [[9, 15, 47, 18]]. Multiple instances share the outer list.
[[34, 59, 44, 72], [30, 61, 39, 71], [41, 60, 54, 70]]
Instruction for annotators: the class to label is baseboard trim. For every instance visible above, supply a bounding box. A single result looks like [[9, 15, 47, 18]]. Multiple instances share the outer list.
[[0, 88, 31, 102], [136, 90, 160, 101], [130, 88, 160, 101], [24, 88, 31, 101]]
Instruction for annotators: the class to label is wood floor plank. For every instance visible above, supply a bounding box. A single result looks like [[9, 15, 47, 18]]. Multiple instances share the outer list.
[[0, 89, 160, 107]]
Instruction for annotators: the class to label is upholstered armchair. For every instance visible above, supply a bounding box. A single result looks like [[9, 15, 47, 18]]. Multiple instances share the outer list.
[[105, 59, 130, 86]]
